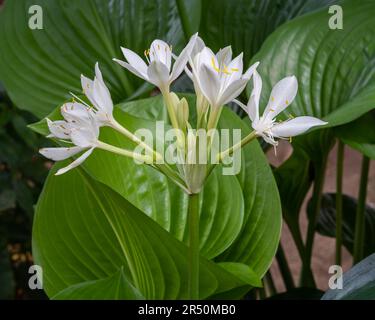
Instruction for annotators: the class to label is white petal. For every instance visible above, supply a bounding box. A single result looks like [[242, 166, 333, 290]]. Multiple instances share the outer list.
[[61, 102, 92, 125], [223, 53, 243, 84], [47, 119, 71, 139], [55, 147, 95, 175], [70, 122, 99, 148], [149, 39, 172, 71], [170, 33, 198, 82], [198, 64, 221, 107], [39, 146, 84, 161], [198, 47, 217, 70], [191, 36, 205, 58], [217, 78, 248, 106], [147, 60, 170, 90], [113, 58, 149, 81], [247, 69, 262, 122], [92, 64, 113, 116], [271, 116, 328, 138], [216, 46, 232, 66], [81, 75, 95, 103], [264, 75, 298, 120], [243, 61, 260, 80], [120, 47, 148, 78]]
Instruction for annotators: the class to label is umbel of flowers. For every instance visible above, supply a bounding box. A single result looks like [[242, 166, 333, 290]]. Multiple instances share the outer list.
[[39, 33, 327, 299]]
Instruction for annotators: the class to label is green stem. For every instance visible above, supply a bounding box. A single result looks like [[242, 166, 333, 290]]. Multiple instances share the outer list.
[[217, 131, 257, 162], [335, 141, 344, 265], [264, 272, 277, 296], [301, 156, 328, 287], [353, 155, 370, 264], [188, 193, 200, 299], [110, 120, 163, 162], [96, 141, 152, 163], [276, 244, 295, 290]]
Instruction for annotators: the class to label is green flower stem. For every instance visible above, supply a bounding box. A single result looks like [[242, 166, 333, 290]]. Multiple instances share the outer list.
[[353, 155, 370, 264], [161, 90, 180, 131], [207, 106, 222, 131], [217, 131, 257, 162], [276, 244, 295, 290], [335, 141, 344, 265], [301, 156, 328, 287], [110, 119, 163, 162], [188, 192, 200, 299], [97, 141, 153, 163]]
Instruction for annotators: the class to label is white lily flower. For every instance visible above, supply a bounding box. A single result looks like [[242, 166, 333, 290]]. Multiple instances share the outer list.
[[113, 33, 198, 92], [187, 44, 259, 108], [40, 103, 99, 175], [80, 63, 114, 125], [237, 68, 327, 146]]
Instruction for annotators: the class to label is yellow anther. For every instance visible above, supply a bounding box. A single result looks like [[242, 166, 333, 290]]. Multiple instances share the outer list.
[[289, 136, 293, 143], [157, 44, 160, 50], [231, 68, 239, 72], [271, 97, 275, 102], [211, 57, 220, 72], [288, 113, 295, 119], [270, 108, 275, 112], [286, 100, 289, 104]]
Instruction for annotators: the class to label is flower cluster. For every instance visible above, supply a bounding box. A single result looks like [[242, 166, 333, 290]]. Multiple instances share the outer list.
[[40, 34, 327, 193]]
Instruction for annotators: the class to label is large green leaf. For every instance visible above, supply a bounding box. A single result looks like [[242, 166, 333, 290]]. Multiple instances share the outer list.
[[0, 0, 185, 118], [199, 0, 339, 62], [33, 164, 248, 299], [335, 111, 375, 159], [250, 0, 375, 126], [52, 268, 144, 300], [322, 253, 375, 300], [308, 193, 375, 258]]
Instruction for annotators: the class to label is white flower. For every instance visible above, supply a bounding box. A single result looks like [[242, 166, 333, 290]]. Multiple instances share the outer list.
[[80, 63, 114, 125], [237, 68, 327, 146], [40, 103, 99, 175], [113, 33, 198, 92], [187, 44, 259, 108]]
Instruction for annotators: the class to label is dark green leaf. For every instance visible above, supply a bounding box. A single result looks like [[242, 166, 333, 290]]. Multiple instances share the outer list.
[[322, 253, 375, 299], [308, 193, 375, 257]]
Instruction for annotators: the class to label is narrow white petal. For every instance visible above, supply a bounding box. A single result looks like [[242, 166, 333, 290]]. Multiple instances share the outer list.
[[247, 69, 262, 122], [224, 52, 243, 83], [264, 75, 298, 120], [47, 119, 71, 139], [120, 47, 148, 78], [198, 64, 221, 107], [149, 39, 172, 70], [216, 46, 232, 66], [271, 116, 328, 138], [147, 60, 170, 90], [92, 63, 114, 116], [233, 99, 248, 113], [113, 58, 149, 81], [191, 36, 205, 58], [61, 102, 92, 125], [55, 147, 95, 175], [217, 78, 248, 106], [39, 146, 84, 161], [170, 33, 198, 82], [81, 75, 95, 103], [243, 61, 260, 79]]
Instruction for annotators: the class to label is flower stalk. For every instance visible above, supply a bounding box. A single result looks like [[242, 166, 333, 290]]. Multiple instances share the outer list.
[[353, 155, 370, 264], [335, 141, 344, 265], [188, 192, 200, 299]]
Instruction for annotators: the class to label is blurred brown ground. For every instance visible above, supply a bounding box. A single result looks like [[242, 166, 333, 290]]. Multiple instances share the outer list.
[[266, 141, 375, 293]]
